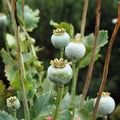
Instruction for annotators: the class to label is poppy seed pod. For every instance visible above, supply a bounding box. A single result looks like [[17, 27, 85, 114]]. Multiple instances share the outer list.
[[65, 39, 86, 60], [7, 96, 20, 110], [47, 58, 73, 86], [94, 92, 115, 115], [51, 28, 70, 49]]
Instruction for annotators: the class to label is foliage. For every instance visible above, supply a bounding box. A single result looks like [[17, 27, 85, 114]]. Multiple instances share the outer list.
[[0, 0, 119, 120]]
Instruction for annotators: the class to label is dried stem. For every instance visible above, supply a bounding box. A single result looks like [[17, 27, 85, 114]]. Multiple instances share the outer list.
[[6, 0, 11, 13], [91, 2, 120, 120], [80, 0, 89, 39], [80, 0, 101, 108], [11, 0, 30, 120]]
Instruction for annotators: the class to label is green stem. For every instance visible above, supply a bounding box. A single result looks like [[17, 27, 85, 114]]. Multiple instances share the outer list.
[[11, 1, 30, 120], [22, 0, 24, 20], [54, 86, 64, 120], [71, 61, 79, 120], [60, 49, 64, 58], [103, 115, 108, 120], [80, 0, 89, 39], [21, 26, 37, 57], [13, 110, 17, 120]]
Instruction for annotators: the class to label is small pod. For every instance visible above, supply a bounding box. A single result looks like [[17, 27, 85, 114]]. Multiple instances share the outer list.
[[65, 39, 86, 60], [47, 58, 73, 86], [51, 28, 70, 49], [94, 92, 115, 115], [7, 96, 20, 110]]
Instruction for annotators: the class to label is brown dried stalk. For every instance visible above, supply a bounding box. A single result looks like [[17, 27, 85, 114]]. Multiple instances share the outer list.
[[11, 0, 30, 120], [91, 2, 120, 120], [80, 0, 89, 39], [80, 0, 101, 107]]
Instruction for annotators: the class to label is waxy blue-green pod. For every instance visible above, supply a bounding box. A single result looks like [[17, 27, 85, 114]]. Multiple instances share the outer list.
[[65, 39, 86, 60], [51, 28, 70, 49], [7, 96, 20, 109], [94, 92, 115, 115], [47, 58, 73, 86]]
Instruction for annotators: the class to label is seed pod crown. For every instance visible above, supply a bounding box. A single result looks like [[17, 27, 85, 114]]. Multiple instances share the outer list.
[[50, 58, 68, 68]]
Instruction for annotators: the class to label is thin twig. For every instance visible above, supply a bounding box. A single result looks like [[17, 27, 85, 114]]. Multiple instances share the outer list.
[[80, 0, 101, 108], [11, 0, 30, 120], [5, 0, 11, 13], [91, 2, 120, 120], [80, 0, 89, 39]]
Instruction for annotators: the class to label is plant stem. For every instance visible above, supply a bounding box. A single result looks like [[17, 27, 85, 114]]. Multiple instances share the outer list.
[[60, 49, 64, 58], [80, 0, 101, 108], [22, 0, 24, 20], [71, 61, 79, 120], [21, 26, 37, 57], [13, 110, 17, 120], [91, 2, 120, 120], [11, 1, 30, 120], [54, 86, 64, 120], [80, 0, 89, 39], [103, 115, 108, 120]]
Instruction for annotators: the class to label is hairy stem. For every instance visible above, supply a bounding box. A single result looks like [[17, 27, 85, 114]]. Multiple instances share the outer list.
[[54, 86, 64, 120], [80, 0, 89, 39], [91, 2, 120, 120], [11, 1, 30, 120], [80, 0, 101, 108]]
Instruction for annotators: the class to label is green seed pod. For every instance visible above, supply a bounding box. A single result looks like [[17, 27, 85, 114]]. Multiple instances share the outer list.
[[94, 92, 115, 115], [7, 96, 20, 110], [47, 58, 73, 86], [51, 28, 70, 49], [65, 39, 86, 60]]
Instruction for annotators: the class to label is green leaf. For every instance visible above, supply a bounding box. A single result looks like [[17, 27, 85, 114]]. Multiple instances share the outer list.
[[6, 33, 16, 47], [59, 110, 72, 120], [24, 6, 40, 31], [76, 46, 101, 69], [50, 20, 74, 38], [83, 98, 94, 113], [17, 1, 40, 31], [84, 30, 108, 48], [10, 71, 33, 90], [34, 105, 55, 120], [5, 65, 17, 81], [0, 49, 15, 66], [34, 92, 55, 117], [61, 93, 71, 110], [76, 108, 91, 120], [0, 111, 14, 120], [42, 78, 54, 92]]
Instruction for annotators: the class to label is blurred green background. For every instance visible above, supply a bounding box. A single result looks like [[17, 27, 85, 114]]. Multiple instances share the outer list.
[[0, 0, 120, 107]]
